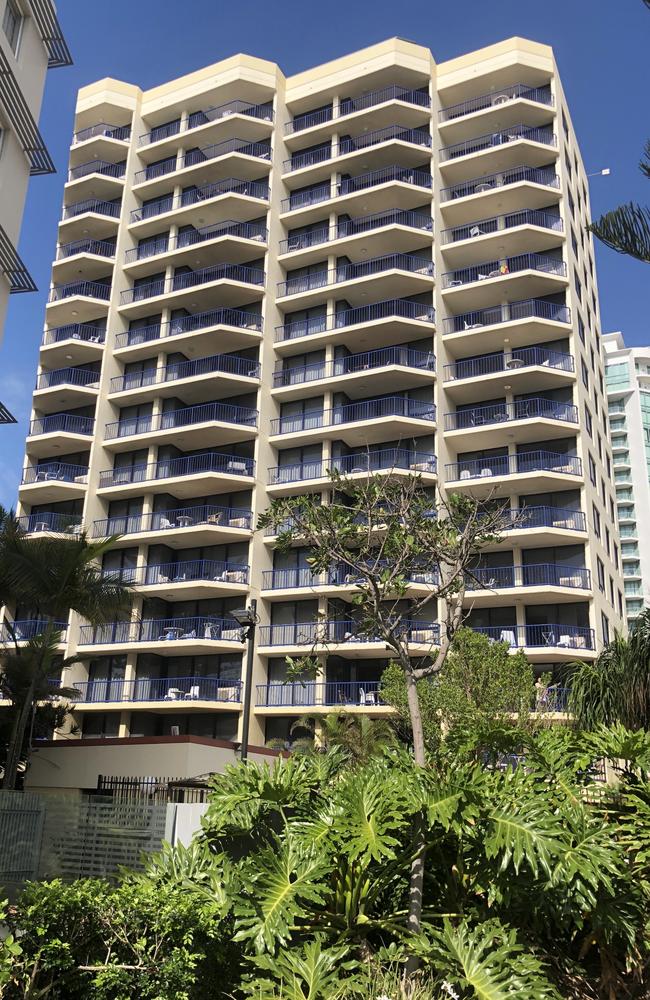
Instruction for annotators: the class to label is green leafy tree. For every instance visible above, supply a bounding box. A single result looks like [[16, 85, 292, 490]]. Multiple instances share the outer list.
[[287, 713, 398, 763]]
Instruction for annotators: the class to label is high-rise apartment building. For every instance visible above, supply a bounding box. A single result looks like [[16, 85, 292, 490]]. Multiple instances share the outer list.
[[0, 0, 71, 422], [5, 37, 624, 788], [604, 331, 650, 630]]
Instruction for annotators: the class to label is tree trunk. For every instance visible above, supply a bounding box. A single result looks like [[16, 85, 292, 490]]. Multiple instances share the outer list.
[[405, 668, 426, 977], [405, 667, 426, 767], [2, 676, 37, 790]]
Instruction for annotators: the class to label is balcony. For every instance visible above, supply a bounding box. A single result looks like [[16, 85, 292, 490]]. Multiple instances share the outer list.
[[267, 447, 437, 494], [439, 125, 557, 181], [27, 415, 94, 455], [270, 396, 435, 447], [441, 252, 566, 310], [104, 400, 258, 450], [280, 165, 432, 223], [472, 624, 595, 659], [113, 307, 263, 359], [129, 178, 269, 233], [257, 618, 439, 652], [123, 220, 267, 271], [133, 138, 272, 194], [36, 366, 100, 392], [77, 616, 244, 653], [275, 298, 435, 352], [444, 347, 574, 402], [285, 85, 430, 137], [272, 346, 435, 401], [444, 397, 577, 448], [283, 125, 432, 185], [35, 367, 99, 412], [18, 511, 83, 535], [70, 676, 242, 706], [261, 565, 438, 596], [279, 208, 433, 266], [465, 563, 590, 602], [119, 263, 264, 319], [445, 450, 582, 495], [47, 280, 112, 325], [53, 239, 117, 284], [20, 463, 88, 502], [93, 503, 252, 543], [256, 681, 386, 710], [109, 351, 260, 404], [60, 198, 121, 241], [134, 557, 247, 592], [0, 619, 68, 643], [68, 158, 126, 183], [56, 238, 116, 262], [440, 208, 564, 267], [41, 324, 105, 366], [97, 451, 255, 498], [440, 165, 560, 225], [443, 298, 570, 354], [500, 505, 586, 541], [139, 99, 273, 150], [438, 84, 553, 141], [277, 252, 433, 309], [72, 123, 131, 145]]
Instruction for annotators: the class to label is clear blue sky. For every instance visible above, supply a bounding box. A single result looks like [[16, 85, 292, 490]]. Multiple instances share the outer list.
[[0, 0, 647, 508]]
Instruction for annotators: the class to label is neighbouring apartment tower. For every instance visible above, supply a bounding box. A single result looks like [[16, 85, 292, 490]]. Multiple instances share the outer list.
[[604, 331, 650, 630], [4, 36, 624, 788], [0, 0, 71, 422]]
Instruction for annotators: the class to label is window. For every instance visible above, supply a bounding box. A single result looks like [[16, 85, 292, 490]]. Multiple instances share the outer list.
[[597, 434, 602, 461], [596, 557, 605, 593], [618, 591, 624, 617], [571, 227, 578, 257], [592, 503, 601, 539], [581, 358, 589, 389], [2, 0, 22, 54], [561, 109, 569, 139], [601, 612, 610, 645], [609, 576, 615, 606], [588, 453, 597, 486], [614, 542, 619, 570], [565, 152, 573, 178], [575, 274, 582, 303], [577, 314, 585, 344], [609, 498, 616, 523], [606, 455, 611, 479], [568, 189, 575, 218], [600, 477, 606, 502], [584, 405, 593, 437]]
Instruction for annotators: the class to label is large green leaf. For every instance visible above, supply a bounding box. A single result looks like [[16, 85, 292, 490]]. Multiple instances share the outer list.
[[248, 940, 361, 999]]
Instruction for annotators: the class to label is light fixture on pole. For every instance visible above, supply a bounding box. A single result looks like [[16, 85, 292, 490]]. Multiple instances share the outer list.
[[230, 601, 258, 762]]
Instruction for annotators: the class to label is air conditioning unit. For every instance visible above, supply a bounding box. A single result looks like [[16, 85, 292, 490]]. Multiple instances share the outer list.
[[170, 725, 180, 736]]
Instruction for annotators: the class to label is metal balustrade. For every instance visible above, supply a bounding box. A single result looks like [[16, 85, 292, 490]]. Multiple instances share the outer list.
[[278, 252, 433, 297], [439, 84, 553, 122], [29, 414, 94, 436], [280, 208, 433, 255], [281, 165, 432, 212], [68, 159, 126, 182], [98, 451, 255, 488], [134, 138, 272, 184], [494, 505, 586, 533], [0, 619, 68, 642], [472, 624, 594, 651], [72, 123, 131, 144], [446, 450, 582, 481], [103, 559, 249, 587], [276, 297, 435, 342], [440, 164, 560, 203], [120, 262, 264, 305], [444, 347, 573, 381], [445, 397, 577, 431], [110, 352, 260, 392], [114, 307, 262, 349], [21, 463, 89, 485], [105, 400, 258, 440], [139, 101, 273, 146], [273, 346, 435, 388], [43, 324, 106, 346], [18, 512, 84, 535], [267, 447, 437, 485], [36, 367, 100, 389], [284, 125, 432, 172], [257, 681, 385, 708], [285, 85, 431, 134], [70, 676, 242, 704], [466, 563, 590, 590], [78, 616, 242, 646], [262, 564, 438, 590], [124, 220, 267, 263], [62, 198, 121, 220], [93, 504, 252, 537], [443, 298, 570, 334], [48, 280, 112, 303], [56, 238, 116, 260], [440, 125, 556, 161], [441, 208, 563, 245], [443, 252, 566, 287], [271, 396, 435, 435], [257, 619, 440, 646], [129, 178, 269, 223]]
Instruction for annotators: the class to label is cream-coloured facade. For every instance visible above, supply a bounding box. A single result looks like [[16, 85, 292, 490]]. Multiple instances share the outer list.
[[4, 36, 624, 783], [0, 0, 70, 420]]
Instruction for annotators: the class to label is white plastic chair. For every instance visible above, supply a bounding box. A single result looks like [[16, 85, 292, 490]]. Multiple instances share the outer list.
[[184, 685, 200, 700]]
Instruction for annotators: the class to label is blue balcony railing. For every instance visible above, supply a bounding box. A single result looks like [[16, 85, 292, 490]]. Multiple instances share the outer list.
[[1, 619, 68, 643], [466, 563, 590, 591], [276, 298, 435, 342], [21, 463, 88, 485], [278, 252, 433, 297], [268, 448, 437, 485], [114, 307, 262, 349], [68, 159, 126, 182], [139, 100, 273, 146], [78, 616, 243, 646], [444, 347, 573, 381], [134, 137, 271, 184], [472, 623, 594, 651], [273, 346, 435, 388], [262, 564, 438, 590], [120, 262, 264, 305], [258, 619, 440, 646], [439, 83, 553, 122], [257, 680, 385, 708], [36, 367, 100, 389], [443, 252, 566, 287], [280, 207, 432, 255], [440, 125, 556, 162], [271, 396, 435, 435], [93, 503, 252, 537], [49, 280, 111, 303], [440, 164, 560, 203], [445, 397, 578, 432], [29, 414, 95, 436], [71, 676, 242, 704], [129, 177, 269, 223], [62, 198, 121, 220], [72, 123, 131, 144], [124, 220, 267, 262], [440, 208, 563, 245], [446, 450, 582, 482], [43, 324, 105, 346], [281, 165, 432, 213], [110, 352, 260, 392], [285, 85, 430, 134], [499, 505, 586, 533], [284, 125, 432, 172], [444, 298, 570, 335], [98, 451, 254, 489], [103, 559, 248, 587], [105, 400, 258, 440], [18, 512, 84, 535], [56, 238, 116, 260]]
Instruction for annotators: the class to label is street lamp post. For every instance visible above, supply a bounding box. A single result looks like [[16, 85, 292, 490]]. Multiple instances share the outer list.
[[230, 600, 258, 762]]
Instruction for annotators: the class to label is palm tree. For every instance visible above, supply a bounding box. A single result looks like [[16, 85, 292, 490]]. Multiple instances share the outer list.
[[0, 512, 133, 789], [567, 608, 650, 730], [290, 712, 397, 764]]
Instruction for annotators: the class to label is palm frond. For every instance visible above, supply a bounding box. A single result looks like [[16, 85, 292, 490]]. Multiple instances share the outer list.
[[587, 202, 650, 262]]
